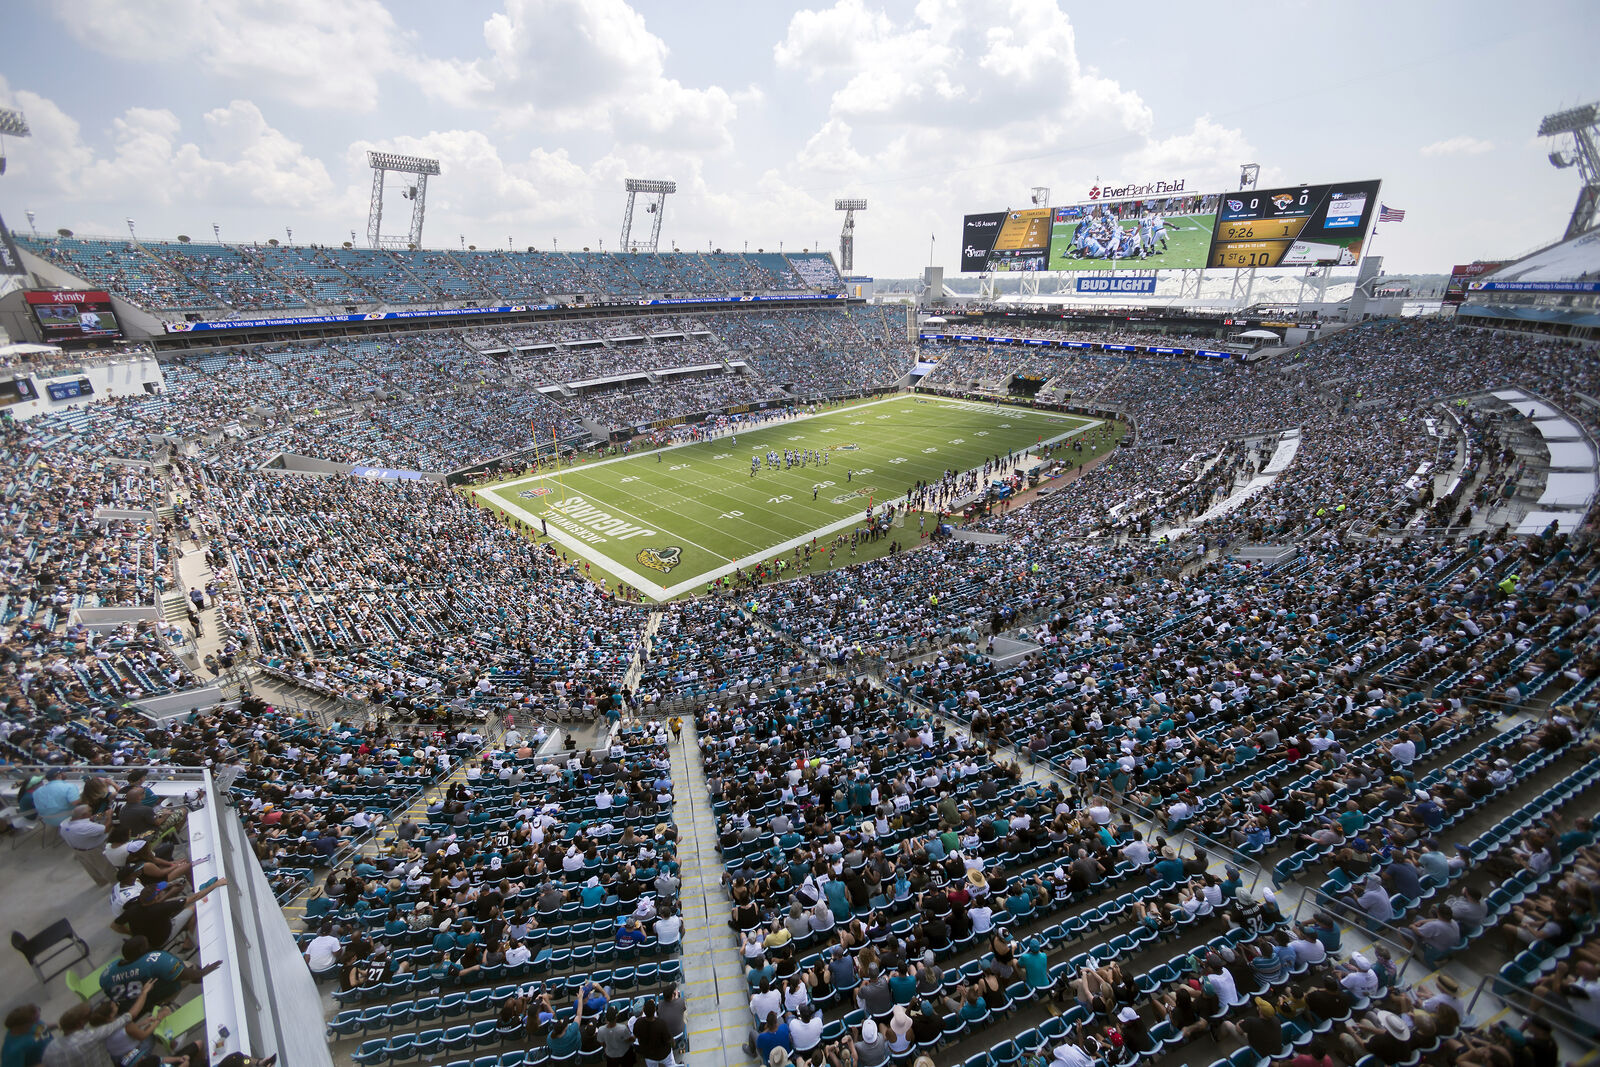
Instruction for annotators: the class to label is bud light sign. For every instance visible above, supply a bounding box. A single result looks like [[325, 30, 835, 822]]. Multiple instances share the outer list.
[[1075, 276, 1158, 295]]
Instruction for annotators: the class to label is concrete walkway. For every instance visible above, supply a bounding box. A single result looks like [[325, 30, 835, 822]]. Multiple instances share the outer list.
[[669, 721, 758, 1067]]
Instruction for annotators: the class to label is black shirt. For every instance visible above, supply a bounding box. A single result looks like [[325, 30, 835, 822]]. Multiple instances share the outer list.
[[1241, 1015, 1283, 1056]]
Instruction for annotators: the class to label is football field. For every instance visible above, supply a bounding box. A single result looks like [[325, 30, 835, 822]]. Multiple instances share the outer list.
[[477, 394, 1102, 600]]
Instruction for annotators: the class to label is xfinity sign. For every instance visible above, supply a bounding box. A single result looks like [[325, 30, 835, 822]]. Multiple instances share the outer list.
[[1076, 276, 1159, 294], [1088, 178, 1188, 200]]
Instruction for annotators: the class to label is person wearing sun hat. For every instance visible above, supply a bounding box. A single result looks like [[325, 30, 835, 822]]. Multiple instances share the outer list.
[[1360, 1010, 1413, 1062], [1420, 973, 1464, 1015], [851, 1017, 890, 1067]]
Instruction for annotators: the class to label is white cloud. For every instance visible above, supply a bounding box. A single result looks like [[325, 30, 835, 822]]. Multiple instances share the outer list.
[[422, 0, 740, 151], [1421, 136, 1494, 156], [773, 0, 895, 75], [766, 0, 1246, 267], [0, 80, 334, 222], [1123, 116, 1258, 191], [48, 0, 415, 113]]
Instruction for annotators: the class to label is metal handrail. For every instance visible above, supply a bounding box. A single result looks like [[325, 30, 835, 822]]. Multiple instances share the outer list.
[[1464, 960, 1600, 1049], [1, 762, 209, 784], [1290, 884, 1426, 986], [1082, 785, 1272, 897]]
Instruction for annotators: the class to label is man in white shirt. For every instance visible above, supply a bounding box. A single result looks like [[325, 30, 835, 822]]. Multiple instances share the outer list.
[[654, 909, 683, 948], [505, 940, 533, 968], [1052, 1035, 1098, 1067], [1121, 836, 1151, 865], [1287, 933, 1327, 965], [1205, 965, 1239, 1007], [1086, 798, 1112, 826], [305, 926, 343, 976], [749, 982, 782, 1022], [1339, 955, 1380, 998]]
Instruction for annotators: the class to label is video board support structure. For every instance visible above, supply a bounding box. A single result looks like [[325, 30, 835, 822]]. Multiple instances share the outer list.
[[1228, 165, 1261, 307], [366, 151, 441, 251], [1230, 268, 1257, 307]]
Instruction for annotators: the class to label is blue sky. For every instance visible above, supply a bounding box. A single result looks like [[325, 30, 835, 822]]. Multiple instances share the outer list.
[[1, 0, 1593, 276]]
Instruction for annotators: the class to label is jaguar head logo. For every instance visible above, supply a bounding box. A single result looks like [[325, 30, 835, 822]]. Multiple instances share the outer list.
[[637, 546, 683, 573]]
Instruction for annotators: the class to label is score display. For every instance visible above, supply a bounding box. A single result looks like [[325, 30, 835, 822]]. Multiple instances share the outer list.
[[25, 290, 124, 344], [1206, 180, 1380, 268], [959, 180, 1380, 272], [960, 208, 1051, 272]]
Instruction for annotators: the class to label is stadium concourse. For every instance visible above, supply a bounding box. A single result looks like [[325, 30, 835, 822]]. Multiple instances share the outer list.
[[5, 283, 1600, 1067]]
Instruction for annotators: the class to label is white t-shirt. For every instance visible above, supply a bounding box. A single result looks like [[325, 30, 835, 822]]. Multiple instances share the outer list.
[[654, 915, 683, 946], [749, 989, 782, 1021], [789, 1014, 825, 1051], [306, 934, 343, 971]]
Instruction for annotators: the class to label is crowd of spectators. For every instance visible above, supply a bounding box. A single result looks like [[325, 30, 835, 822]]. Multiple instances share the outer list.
[[194, 466, 648, 724], [15, 237, 846, 313], [16, 309, 917, 471], [4, 314, 1600, 1064]]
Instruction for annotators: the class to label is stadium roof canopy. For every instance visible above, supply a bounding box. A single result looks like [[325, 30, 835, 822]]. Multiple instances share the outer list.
[[1486, 227, 1600, 283]]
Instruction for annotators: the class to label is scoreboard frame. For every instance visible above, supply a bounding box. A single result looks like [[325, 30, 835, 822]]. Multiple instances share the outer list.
[[958, 179, 1380, 273]]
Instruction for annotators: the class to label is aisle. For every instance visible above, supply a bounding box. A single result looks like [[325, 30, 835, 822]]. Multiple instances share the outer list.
[[670, 720, 757, 1067]]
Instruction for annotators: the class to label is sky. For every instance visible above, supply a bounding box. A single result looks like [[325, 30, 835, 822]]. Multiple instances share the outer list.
[[0, 0, 1594, 279]]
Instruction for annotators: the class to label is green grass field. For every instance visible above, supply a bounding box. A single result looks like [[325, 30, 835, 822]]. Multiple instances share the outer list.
[[477, 395, 1102, 600], [1047, 213, 1215, 271]]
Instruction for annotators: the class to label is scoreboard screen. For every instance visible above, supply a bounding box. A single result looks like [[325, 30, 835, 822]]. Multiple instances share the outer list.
[[960, 208, 1050, 272], [958, 179, 1381, 272], [1206, 180, 1380, 268], [25, 289, 125, 344]]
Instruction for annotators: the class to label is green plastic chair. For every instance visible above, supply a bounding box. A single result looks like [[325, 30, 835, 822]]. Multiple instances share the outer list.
[[156, 997, 207, 1048], [64, 961, 109, 1003]]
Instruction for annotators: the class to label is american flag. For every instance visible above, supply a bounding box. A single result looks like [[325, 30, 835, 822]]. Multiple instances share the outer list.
[[1379, 204, 1406, 223]]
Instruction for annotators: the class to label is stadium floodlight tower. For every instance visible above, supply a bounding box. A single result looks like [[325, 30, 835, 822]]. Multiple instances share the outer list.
[[619, 179, 676, 253], [0, 105, 30, 176], [1539, 102, 1600, 239], [366, 151, 441, 250], [835, 198, 867, 272], [0, 106, 31, 294]]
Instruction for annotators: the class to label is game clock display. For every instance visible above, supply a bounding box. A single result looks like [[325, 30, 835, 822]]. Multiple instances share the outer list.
[[1206, 180, 1381, 268]]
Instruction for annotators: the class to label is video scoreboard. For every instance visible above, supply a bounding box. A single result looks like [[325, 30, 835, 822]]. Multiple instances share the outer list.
[[1206, 180, 1380, 268], [961, 208, 1051, 272], [961, 179, 1380, 272], [25, 289, 125, 344]]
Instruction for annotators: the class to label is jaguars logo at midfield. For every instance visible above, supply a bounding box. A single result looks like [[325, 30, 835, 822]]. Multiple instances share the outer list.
[[637, 546, 683, 573]]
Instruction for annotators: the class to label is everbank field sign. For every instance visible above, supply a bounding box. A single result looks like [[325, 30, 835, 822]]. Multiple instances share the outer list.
[[1087, 179, 1189, 200]]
